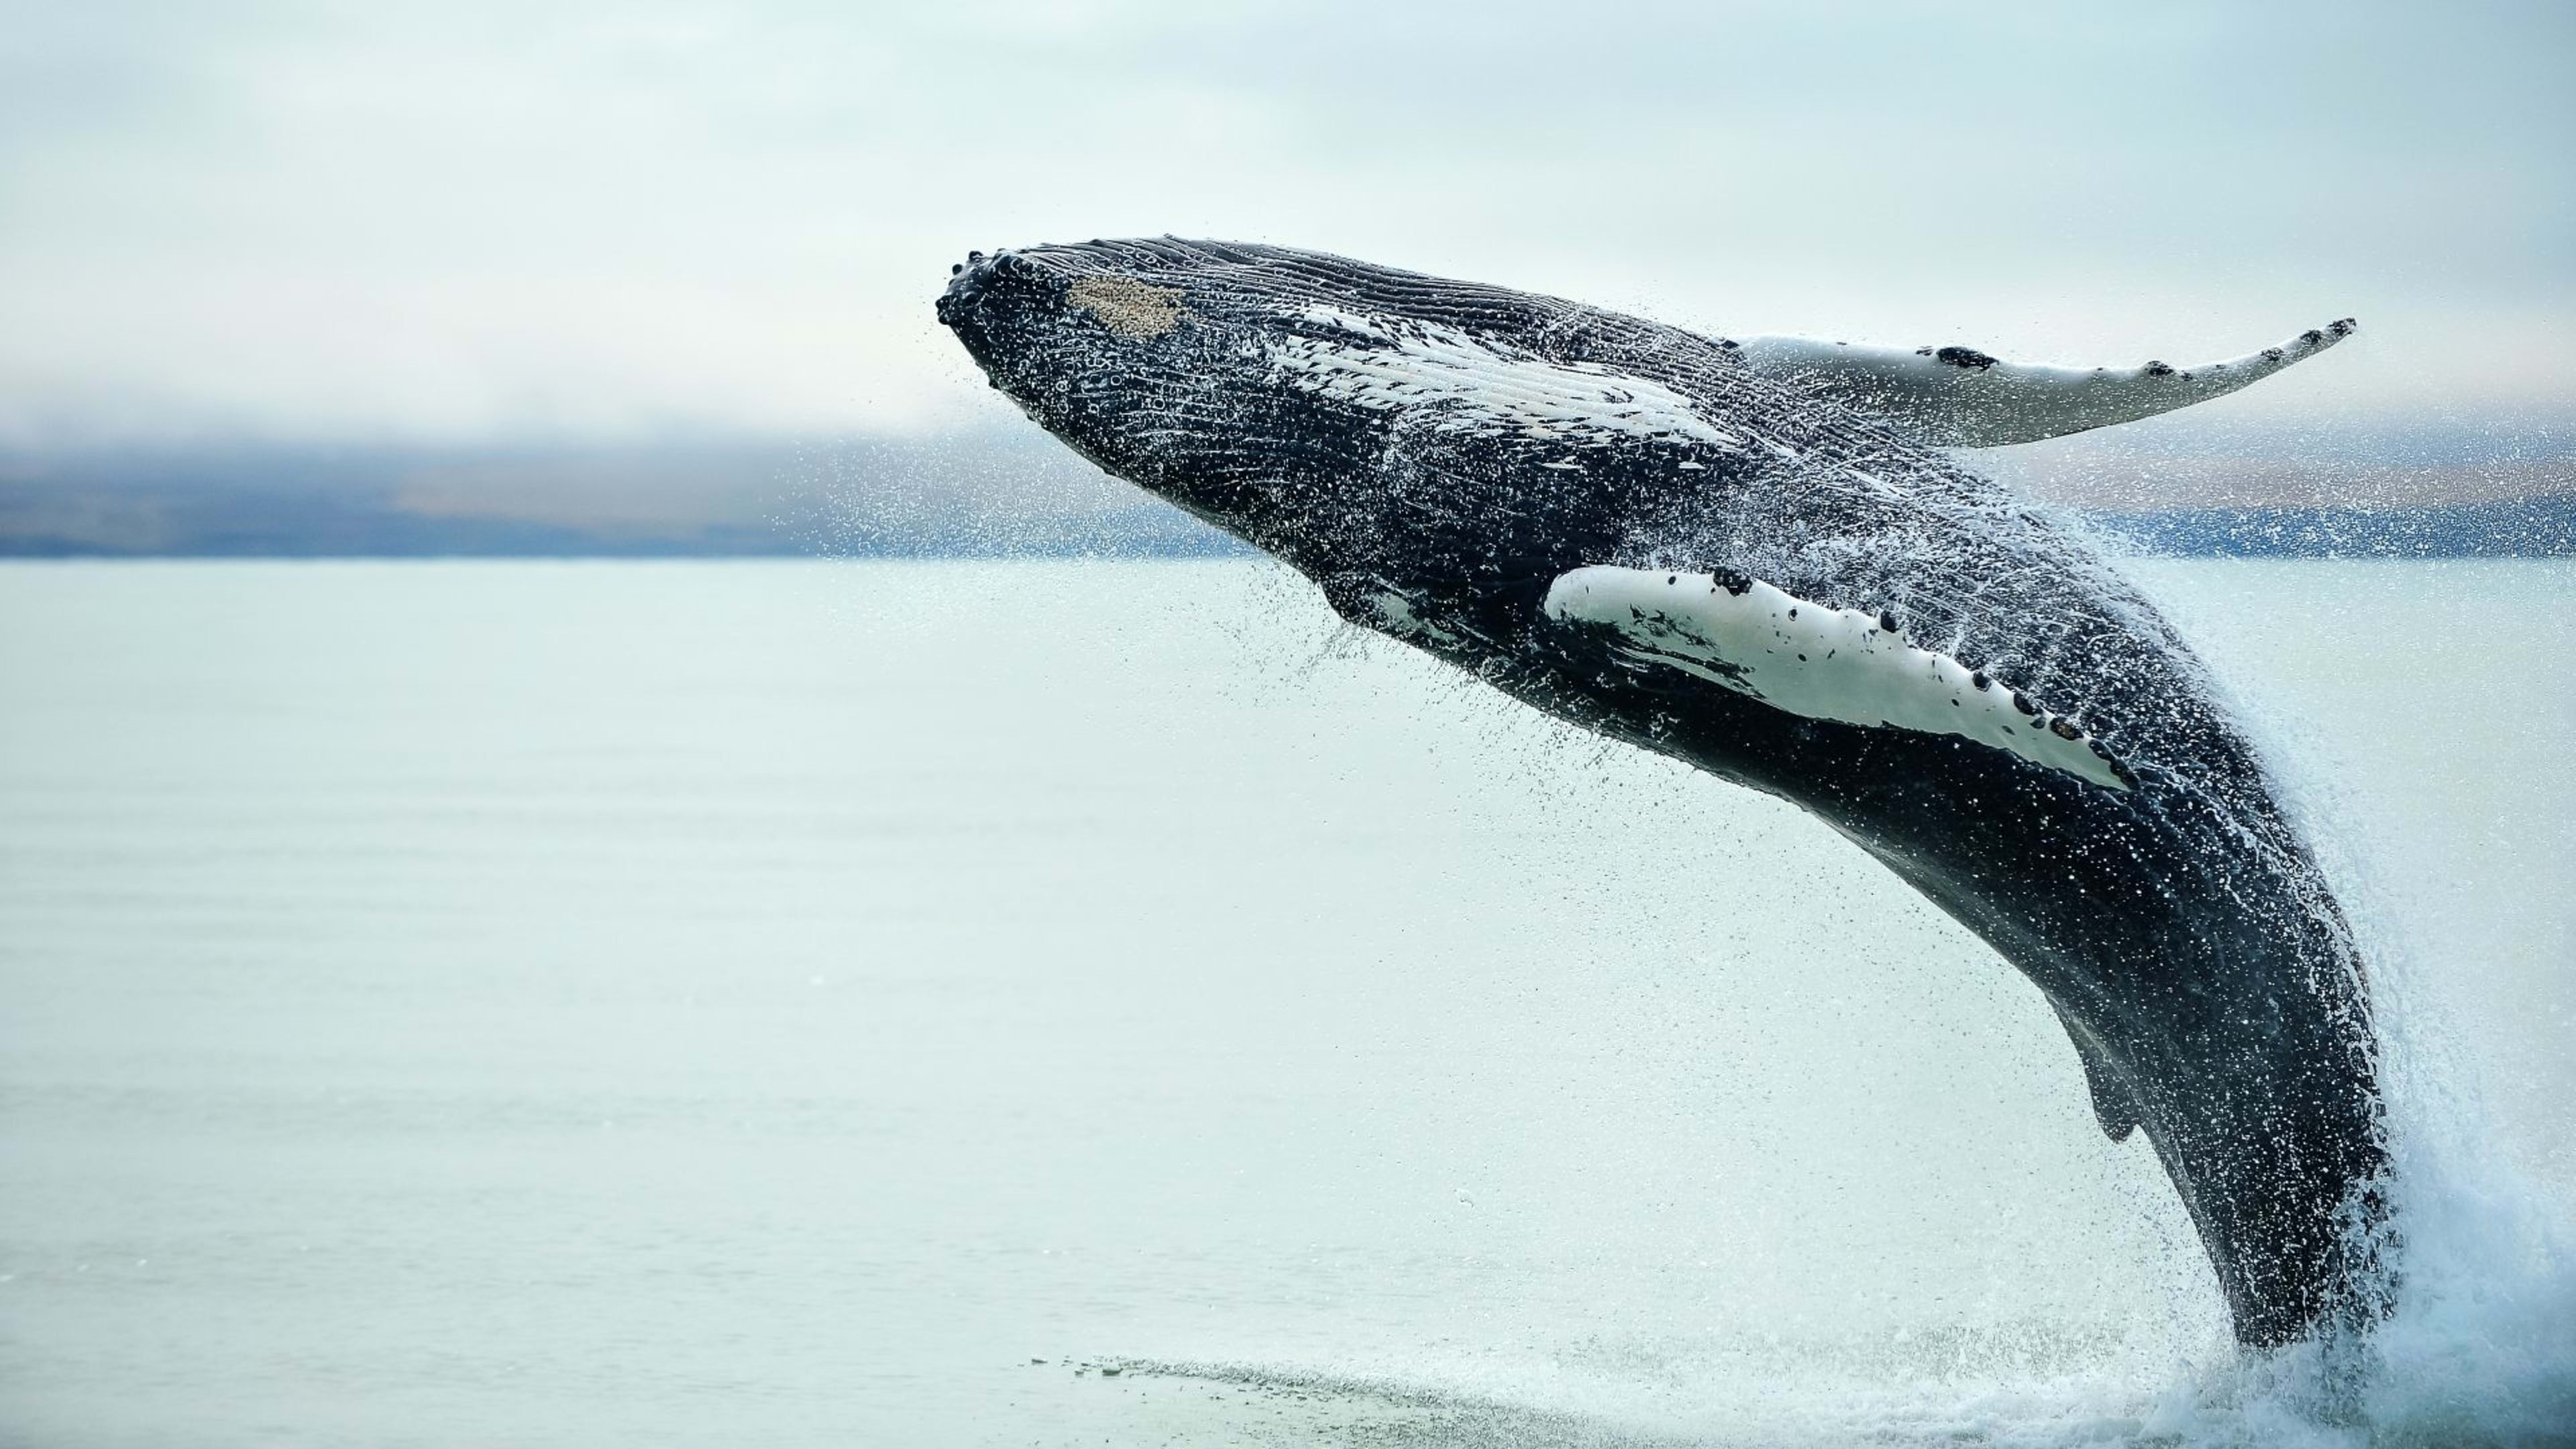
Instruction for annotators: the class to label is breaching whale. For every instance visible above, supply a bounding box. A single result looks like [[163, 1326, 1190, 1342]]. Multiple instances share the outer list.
[[935, 239, 2386, 1348]]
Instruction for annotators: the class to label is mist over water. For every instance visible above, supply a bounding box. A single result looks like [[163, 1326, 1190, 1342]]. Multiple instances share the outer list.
[[0, 558, 2567, 1446]]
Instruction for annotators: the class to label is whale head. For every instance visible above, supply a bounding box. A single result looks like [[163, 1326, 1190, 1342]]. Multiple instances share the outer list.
[[935, 242, 1242, 525], [935, 238, 1739, 595]]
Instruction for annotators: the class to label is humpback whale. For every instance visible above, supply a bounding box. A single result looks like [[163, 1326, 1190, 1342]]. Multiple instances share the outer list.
[[935, 239, 2387, 1348]]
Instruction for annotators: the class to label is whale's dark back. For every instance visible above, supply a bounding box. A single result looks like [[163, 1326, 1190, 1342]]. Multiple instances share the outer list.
[[941, 238, 2390, 1346]]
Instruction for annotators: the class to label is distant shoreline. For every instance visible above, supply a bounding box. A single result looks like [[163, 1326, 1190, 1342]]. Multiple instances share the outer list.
[[7, 502, 2572, 561], [6, 435, 2570, 559]]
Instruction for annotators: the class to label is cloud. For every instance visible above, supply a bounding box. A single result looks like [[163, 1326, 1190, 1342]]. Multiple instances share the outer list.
[[1, 0, 2569, 443]]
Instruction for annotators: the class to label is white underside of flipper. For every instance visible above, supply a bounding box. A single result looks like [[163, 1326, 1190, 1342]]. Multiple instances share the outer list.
[[1544, 566, 2132, 792], [1730, 319, 2356, 447]]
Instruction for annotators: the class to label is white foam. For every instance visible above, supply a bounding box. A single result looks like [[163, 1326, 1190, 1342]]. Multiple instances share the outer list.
[[1366, 586, 1461, 646]]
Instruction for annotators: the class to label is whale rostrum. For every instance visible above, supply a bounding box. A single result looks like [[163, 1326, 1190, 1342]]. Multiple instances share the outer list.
[[937, 238, 2389, 1348]]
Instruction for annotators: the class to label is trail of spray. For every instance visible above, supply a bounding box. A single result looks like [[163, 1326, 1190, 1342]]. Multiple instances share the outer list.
[[2093, 545, 2576, 1446]]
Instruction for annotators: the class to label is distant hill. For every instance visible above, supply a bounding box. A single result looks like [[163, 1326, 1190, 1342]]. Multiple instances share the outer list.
[[2095, 493, 2575, 558], [3, 432, 2569, 559], [0, 433, 1232, 559]]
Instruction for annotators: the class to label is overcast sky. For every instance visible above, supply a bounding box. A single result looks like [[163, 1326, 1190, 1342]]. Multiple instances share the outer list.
[[3, 1, 2569, 447]]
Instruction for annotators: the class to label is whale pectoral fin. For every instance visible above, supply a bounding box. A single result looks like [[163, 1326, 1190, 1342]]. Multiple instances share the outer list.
[[1541, 566, 2135, 792], [1726, 320, 2356, 447], [2048, 1000, 2143, 1142]]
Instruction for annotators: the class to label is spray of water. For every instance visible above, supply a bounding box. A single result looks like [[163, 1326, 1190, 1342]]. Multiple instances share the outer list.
[[2033, 537, 2576, 1446]]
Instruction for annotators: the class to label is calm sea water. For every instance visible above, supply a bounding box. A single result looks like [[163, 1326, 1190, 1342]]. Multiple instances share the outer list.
[[1, 558, 2569, 1447]]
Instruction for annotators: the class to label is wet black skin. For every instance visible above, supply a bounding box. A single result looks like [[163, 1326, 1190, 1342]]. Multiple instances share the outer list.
[[937, 238, 2390, 1348]]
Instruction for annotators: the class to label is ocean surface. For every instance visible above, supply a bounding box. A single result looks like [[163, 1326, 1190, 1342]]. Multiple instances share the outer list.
[[1, 557, 2569, 1447]]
